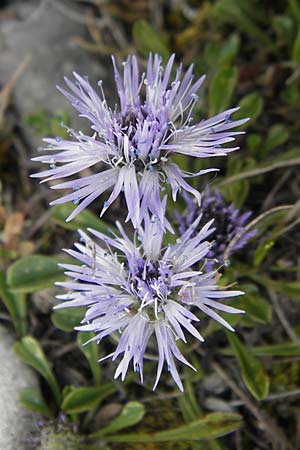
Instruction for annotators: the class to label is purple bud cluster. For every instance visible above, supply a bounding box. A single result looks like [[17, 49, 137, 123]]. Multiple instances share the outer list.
[[175, 189, 256, 270]]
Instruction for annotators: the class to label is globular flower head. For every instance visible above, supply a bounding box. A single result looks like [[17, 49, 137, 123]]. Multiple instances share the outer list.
[[175, 188, 257, 270], [55, 209, 244, 391], [32, 54, 248, 228]]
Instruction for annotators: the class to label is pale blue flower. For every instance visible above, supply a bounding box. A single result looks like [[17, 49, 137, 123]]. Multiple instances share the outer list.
[[32, 54, 248, 228], [55, 211, 244, 391]]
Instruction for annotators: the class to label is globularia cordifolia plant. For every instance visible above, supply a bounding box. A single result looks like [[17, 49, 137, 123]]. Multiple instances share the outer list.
[[33, 54, 248, 390]]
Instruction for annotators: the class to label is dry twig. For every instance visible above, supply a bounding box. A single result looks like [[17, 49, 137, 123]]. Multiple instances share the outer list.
[[268, 289, 300, 346], [218, 157, 300, 186], [0, 56, 31, 126]]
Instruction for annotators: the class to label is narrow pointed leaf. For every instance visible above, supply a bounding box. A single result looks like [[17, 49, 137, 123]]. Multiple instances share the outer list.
[[221, 341, 300, 357], [77, 332, 102, 385], [103, 412, 242, 442], [209, 66, 238, 116], [0, 270, 27, 336], [227, 332, 269, 400]]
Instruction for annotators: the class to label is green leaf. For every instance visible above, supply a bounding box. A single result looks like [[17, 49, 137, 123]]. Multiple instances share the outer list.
[[221, 155, 252, 208], [204, 42, 221, 66], [178, 382, 218, 450], [291, 27, 300, 62], [289, 0, 300, 25], [220, 342, 300, 357], [234, 93, 264, 128], [222, 179, 249, 209], [227, 332, 269, 400], [251, 342, 300, 357], [7, 255, 65, 293], [214, 0, 272, 46], [51, 204, 117, 235], [19, 387, 53, 418], [253, 240, 275, 266], [235, 284, 272, 324], [209, 66, 238, 116], [92, 402, 145, 437], [25, 110, 70, 138], [281, 84, 300, 107], [269, 280, 300, 298], [84, 447, 111, 450], [77, 332, 101, 386], [132, 20, 170, 62], [248, 272, 300, 299], [61, 384, 116, 414], [273, 15, 295, 47], [0, 270, 27, 336], [204, 35, 240, 67], [50, 110, 70, 138], [14, 336, 61, 405], [51, 307, 86, 332], [262, 124, 290, 158], [219, 34, 240, 65], [244, 294, 271, 324], [103, 412, 242, 442], [247, 134, 262, 158], [178, 382, 201, 423]]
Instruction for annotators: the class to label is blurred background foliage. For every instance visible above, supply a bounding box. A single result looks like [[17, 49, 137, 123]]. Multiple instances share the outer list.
[[1, 1, 300, 449]]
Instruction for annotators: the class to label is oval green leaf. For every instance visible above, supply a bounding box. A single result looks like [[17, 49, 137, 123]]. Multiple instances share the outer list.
[[14, 336, 61, 405], [93, 401, 145, 437], [234, 92, 264, 128], [51, 307, 86, 332], [262, 124, 290, 158], [62, 384, 116, 414], [19, 387, 53, 418], [209, 66, 238, 116], [51, 204, 117, 235], [7, 255, 65, 293]]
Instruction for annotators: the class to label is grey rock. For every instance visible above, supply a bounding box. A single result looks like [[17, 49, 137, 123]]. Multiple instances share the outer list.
[[0, 0, 111, 150], [0, 326, 39, 450], [202, 372, 226, 394], [203, 397, 234, 412]]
